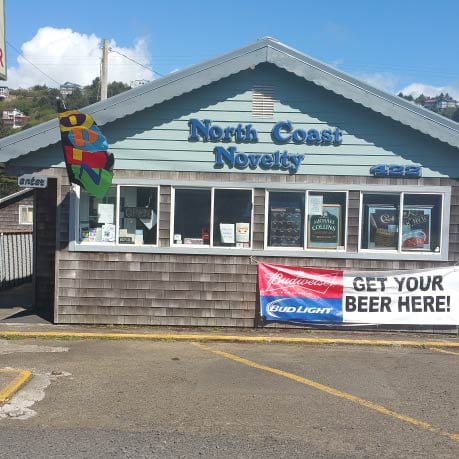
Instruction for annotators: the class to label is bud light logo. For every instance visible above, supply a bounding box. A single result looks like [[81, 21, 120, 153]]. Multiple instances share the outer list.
[[262, 297, 343, 323]]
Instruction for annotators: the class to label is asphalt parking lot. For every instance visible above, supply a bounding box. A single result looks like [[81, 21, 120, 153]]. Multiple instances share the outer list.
[[0, 338, 458, 458]]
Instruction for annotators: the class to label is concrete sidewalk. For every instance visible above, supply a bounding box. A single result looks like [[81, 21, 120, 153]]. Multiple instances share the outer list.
[[0, 321, 458, 348]]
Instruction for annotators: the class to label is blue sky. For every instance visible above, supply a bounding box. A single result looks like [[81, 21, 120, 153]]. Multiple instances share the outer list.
[[4, 0, 459, 98]]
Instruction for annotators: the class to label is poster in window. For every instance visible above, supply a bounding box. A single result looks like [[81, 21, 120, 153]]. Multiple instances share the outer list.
[[220, 224, 235, 244], [402, 206, 431, 250], [235, 222, 250, 243], [368, 206, 398, 249], [98, 203, 114, 224], [307, 204, 341, 249], [269, 207, 302, 247]]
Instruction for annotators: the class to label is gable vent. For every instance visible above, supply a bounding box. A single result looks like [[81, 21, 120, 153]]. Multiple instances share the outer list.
[[252, 85, 275, 118]]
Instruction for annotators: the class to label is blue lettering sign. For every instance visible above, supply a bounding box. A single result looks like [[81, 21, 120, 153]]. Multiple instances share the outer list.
[[214, 146, 303, 174], [188, 118, 258, 143], [271, 121, 343, 145]]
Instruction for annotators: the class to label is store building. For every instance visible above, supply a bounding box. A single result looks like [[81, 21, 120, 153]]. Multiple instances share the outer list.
[[1, 38, 459, 326]]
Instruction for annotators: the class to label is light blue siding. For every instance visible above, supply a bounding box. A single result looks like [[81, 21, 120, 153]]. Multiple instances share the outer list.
[[10, 65, 459, 178]]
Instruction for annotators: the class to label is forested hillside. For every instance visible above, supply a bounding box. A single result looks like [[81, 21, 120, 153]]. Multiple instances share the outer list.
[[0, 78, 130, 197], [0, 78, 130, 138]]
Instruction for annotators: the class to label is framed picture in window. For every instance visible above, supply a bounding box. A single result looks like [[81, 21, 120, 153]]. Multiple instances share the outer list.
[[367, 205, 398, 249], [307, 204, 341, 249], [402, 206, 432, 251]]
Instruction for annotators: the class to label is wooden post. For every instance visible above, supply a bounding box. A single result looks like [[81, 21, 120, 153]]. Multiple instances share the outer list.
[[100, 39, 108, 101]]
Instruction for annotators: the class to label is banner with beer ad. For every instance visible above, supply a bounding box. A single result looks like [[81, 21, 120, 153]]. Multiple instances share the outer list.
[[258, 263, 459, 325]]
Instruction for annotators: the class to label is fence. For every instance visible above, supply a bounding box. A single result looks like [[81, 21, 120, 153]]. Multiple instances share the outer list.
[[0, 231, 33, 289]]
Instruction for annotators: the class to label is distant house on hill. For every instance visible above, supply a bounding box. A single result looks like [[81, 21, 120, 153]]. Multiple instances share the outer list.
[[1, 108, 29, 129], [59, 82, 82, 97], [130, 79, 151, 88], [423, 95, 457, 111], [0, 86, 9, 101]]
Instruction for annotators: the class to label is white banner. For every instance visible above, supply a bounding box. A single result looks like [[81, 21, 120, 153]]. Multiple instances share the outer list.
[[343, 267, 459, 325]]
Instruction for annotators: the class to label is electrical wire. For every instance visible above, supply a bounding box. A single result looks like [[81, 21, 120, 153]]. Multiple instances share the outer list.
[[108, 48, 163, 77], [6, 40, 62, 86]]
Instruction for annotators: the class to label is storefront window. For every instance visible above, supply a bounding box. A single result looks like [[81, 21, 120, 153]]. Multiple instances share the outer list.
[[267, 191, 305, 247], [402, 194, 442, 252], [173, 188, 253, 247], [306, 191, 347, 249], [213, 189, 252, 247], [79, 187, 117, 243], [173, 189, 211, 245], [360, 192, 442, 252], [78, 186, 159, 245], [119, 186, 158, 245]]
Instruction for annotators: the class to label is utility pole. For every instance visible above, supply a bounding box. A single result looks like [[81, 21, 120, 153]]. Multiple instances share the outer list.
[[100, 39, 109, 101]]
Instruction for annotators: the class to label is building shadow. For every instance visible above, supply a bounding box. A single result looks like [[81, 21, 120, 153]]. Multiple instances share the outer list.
[[0, 282, 52, 323]]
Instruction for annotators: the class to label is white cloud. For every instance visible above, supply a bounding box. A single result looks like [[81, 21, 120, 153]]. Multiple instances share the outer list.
[[398, 82, 459, 100], [354, 72, 400, 94], [350, 71, 459, 101], [6, 27, 154, 89]]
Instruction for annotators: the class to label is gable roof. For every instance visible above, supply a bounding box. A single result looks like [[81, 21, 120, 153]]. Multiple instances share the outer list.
[[0, 188, 33, 206], [1, 36, 459, 165]]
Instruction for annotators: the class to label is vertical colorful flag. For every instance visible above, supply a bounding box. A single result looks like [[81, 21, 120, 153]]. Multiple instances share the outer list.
[[57, 99, 114, 199]]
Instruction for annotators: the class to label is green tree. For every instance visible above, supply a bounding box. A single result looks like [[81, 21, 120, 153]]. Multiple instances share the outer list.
[[108, 81, 131, 98], [415, 94, 426, 105], [0, 170, 20, 198]]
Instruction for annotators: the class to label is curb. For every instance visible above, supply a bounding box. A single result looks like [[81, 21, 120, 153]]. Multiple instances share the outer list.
[[0, 330, 458, 348], [0, 369, 32, 405]]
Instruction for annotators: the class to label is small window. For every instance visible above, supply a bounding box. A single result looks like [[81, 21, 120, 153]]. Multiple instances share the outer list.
[[78, 186, 159, 245], [306, 192, 347, 250], [360, 192, 443, 253], [402, 194, 442, 252], [173, 189, 211, 245], [172, 188, 253, 248], [19, 205, 33, 225], [119, 186, 158, 245], [79, 187, 117, 243], [213, 189, 252, 248], [361, 193, 400, 250]]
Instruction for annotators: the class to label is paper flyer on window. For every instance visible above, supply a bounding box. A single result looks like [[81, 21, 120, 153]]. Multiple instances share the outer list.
[[258, 263, 459, 325]]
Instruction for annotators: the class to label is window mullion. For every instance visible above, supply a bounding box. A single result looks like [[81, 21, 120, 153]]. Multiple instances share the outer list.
[[115, 185, 120, 245], [304, 191, 309, 250], [398, 192, 404, 252], [210, 188, 215, 247]]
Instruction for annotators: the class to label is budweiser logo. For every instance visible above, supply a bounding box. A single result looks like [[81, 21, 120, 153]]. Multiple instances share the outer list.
[[264, 271, 339, 295]]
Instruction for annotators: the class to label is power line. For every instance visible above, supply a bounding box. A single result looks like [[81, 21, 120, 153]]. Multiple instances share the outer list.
[[108, 48, 164, 77], [6, 41, 62, 86]]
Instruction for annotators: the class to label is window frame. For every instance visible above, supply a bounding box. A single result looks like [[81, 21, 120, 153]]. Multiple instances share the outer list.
[[170, 186, 254, 249], [75, 184, 160, 247], [69, 180, 451, 261], [358, 191, 445, 254], [19, 205, 33, 225], [264, 189, 349, 252]]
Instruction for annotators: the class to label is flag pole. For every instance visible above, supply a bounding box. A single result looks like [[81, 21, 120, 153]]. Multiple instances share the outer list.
[[56, 97, 78, 196]]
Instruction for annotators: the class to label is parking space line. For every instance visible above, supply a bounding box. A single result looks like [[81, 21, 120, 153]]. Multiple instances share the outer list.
[[0, 369, 33, 405], [193, 343, 459, 442], [429, 347, 459, 356]]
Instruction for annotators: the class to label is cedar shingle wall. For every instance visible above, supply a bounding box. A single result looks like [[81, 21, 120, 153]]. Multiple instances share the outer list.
[[48, 170, 459, 326]]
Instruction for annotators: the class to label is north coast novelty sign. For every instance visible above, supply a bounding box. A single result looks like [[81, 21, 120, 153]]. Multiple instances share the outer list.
[[188, 119, 343, 174]]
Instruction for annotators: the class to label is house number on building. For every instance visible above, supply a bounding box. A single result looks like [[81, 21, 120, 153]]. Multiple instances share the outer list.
[[370, 164, 422, 178]]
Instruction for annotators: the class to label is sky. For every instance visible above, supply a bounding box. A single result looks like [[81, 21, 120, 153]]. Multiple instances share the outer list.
[[3, 0, 459, 99]]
